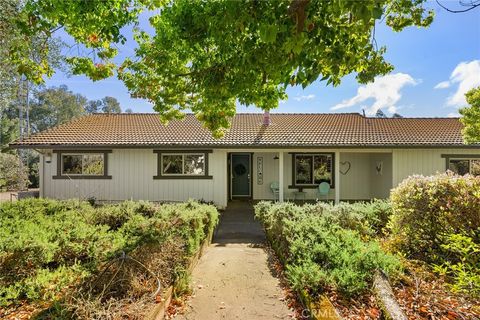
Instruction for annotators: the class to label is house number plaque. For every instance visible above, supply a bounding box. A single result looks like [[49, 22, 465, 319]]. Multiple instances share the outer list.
[[257, 157, 263, 185]]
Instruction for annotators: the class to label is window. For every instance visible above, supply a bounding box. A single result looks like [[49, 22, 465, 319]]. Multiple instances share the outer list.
[[293, 153, 333, 187], [54, 150, 111, 179], [162, 153, 205, 176], [154, 150, 212, 179], [62, 154, 104, 175], [448, 158, 480, 176]]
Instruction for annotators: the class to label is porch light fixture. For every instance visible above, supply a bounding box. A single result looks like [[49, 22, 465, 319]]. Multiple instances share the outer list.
[[273, 155, 279, 160]]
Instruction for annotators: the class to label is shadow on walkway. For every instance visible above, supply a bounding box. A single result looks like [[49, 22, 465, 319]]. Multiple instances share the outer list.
[[174, 200, 292, 320], [213, 200, 265, 246]]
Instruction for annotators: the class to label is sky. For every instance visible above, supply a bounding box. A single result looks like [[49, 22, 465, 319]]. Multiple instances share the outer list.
[[45, 2, 480, 117]]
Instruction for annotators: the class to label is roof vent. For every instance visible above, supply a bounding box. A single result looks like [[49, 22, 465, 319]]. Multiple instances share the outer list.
[[263, 110, 271, 125]]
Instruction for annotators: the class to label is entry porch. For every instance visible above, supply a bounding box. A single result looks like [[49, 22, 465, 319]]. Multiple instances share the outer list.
[[228, 150, 393, 204]]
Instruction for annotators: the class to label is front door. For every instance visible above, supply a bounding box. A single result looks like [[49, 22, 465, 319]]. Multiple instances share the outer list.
[[231, 154, 251, 197]]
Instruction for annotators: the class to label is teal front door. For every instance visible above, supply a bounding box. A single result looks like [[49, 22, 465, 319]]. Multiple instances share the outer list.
[[231, 154, 251, 197]]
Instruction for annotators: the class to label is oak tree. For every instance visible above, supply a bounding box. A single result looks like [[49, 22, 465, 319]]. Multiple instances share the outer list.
[[10, 0, 434, 136]]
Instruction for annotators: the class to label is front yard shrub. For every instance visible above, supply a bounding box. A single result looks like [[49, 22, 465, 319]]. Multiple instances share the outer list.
[[255, 201, 400, 296], [0, 198, 219, 314], [390, 172, 480, 260], [432, 233, 480, 296], [390, 172, 480, 296], [0, 153, 29, 191]]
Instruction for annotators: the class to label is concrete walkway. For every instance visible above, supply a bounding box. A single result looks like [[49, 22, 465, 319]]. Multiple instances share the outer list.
[[175, 201, 292, 320]]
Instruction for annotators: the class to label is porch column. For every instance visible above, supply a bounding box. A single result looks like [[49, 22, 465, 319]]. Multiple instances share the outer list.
[[335, 151, 340, 204], [279, 151, 284, 202]]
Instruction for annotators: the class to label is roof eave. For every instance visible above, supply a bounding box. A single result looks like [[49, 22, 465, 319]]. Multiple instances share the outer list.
[[9, 143, 480, 150]]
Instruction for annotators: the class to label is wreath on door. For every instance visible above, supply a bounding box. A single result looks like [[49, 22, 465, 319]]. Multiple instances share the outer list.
[[234, 163, 247, 176]]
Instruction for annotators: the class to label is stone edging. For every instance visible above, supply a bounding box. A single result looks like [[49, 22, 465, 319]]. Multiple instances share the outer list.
[[145, 229, 214, 320]]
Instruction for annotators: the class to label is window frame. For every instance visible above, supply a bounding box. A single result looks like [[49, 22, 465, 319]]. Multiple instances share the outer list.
[[53, 150, 112, 179], [154, 150, 213, 179], [442, 154, 480, 176], [289, 152, 335, 189]]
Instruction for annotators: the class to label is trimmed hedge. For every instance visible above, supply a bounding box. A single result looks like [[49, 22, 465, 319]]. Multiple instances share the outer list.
[[255, 200, 400, 296], [0, 199, 219, 307]]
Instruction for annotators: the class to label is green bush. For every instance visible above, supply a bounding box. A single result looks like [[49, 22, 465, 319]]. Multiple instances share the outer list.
[[390, 172, 480, 296], [0, 152, 29, 191], [0, 198, 219, 307], [390, 172, 480, 261], [255, 201, 400, 296], [433, 233, 480, 296]]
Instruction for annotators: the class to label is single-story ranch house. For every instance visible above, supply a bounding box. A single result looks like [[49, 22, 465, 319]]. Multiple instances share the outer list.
[[11, 112, 480, 209]]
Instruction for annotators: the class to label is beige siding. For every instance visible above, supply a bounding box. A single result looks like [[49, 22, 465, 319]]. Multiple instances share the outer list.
[[370, 153, 393, 199], [39, 147, 480, 207], [339, 153, 372, 200], [392, 149, 480, 186], [248, 150, 392, 201], [42, 149, 228, 208], [338, 153, 392, 200], [252, 153, 279, 200]]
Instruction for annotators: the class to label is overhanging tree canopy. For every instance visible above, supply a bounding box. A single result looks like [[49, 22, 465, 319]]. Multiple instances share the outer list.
[[10, 0, 434, 136]]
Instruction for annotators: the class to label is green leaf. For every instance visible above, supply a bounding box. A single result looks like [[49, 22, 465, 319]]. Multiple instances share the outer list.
[[373, 6, 383, 19]]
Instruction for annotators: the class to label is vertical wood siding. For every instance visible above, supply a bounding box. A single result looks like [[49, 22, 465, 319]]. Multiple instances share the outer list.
[[370, 153, 393, 199], [40, 148, 480, 206], [250, 151, 392, 201], [43, 149, 228, 208], [392, 149, 480, 186], [252, 152, 280, 200]]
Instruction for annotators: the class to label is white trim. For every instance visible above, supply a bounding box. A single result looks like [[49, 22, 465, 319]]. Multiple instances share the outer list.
[[39, 154, 44, 198], [335, 151, 340, 204], [279, 152, 284, 202]]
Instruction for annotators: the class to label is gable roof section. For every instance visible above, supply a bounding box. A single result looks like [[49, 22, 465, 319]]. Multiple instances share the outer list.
[[10, 113, 476, 148]]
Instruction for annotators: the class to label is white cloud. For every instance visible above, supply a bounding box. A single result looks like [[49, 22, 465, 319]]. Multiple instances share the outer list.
[[293, 94, 315, 101], [331, 73, 418, 115], [447, 112, 460, 118], [435, 60, 480, 107], [434, 81, 450, 89]]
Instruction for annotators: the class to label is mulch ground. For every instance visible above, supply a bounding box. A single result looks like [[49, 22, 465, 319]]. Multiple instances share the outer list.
[[249, 245, 479, 320], [0, 239, 187, 320], [329, 262, 480, 320]]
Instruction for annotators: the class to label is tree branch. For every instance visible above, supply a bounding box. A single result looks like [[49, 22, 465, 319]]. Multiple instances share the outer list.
[[436, 0, 480, 13]]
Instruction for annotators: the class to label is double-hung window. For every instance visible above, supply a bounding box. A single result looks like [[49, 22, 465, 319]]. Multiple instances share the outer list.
[[293, 153, 334, 187]]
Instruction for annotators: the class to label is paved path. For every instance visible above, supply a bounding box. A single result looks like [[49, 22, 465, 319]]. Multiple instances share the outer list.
[[175, 201, 292, 320]]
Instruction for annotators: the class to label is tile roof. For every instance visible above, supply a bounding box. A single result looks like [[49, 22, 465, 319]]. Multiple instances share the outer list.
[[10, 113, 477, 148]]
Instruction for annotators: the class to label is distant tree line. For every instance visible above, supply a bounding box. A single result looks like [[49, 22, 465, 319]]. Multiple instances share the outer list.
[[0, 83, 124, 190], [375, 109, 403, 118], [1, 85, 123, 152]]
